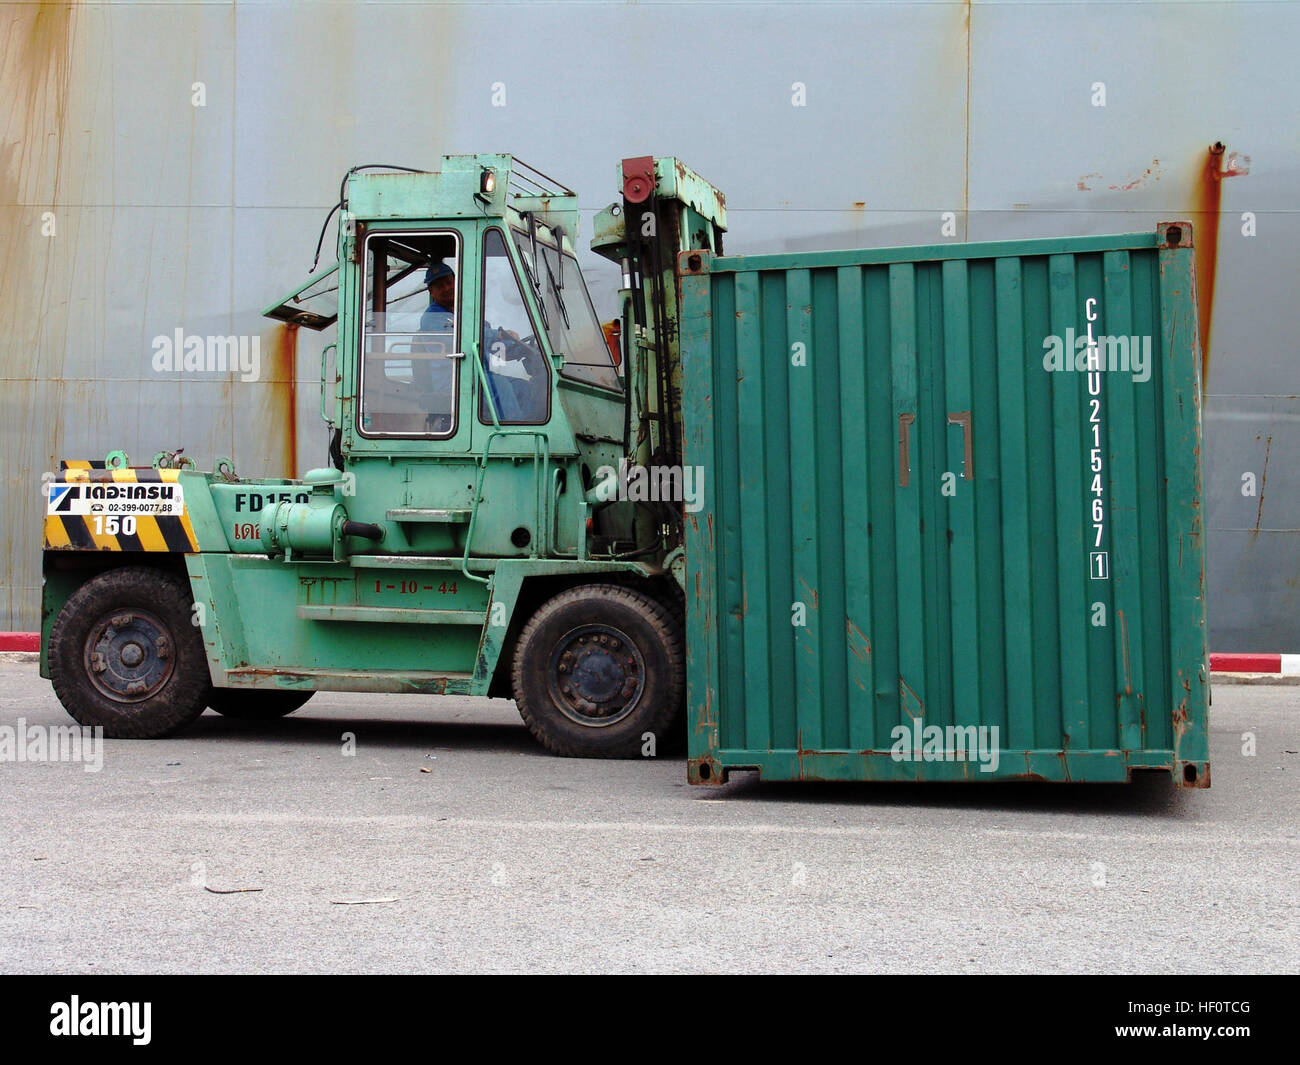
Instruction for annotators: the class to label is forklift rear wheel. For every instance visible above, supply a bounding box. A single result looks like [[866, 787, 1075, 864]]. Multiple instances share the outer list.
[[207, 689, 314, 719], [48, 566, 211, 739], [512, 584, 684, 758]]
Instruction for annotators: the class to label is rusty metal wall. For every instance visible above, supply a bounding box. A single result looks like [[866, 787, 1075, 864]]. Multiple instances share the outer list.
[[3, 0, 1296, 650]]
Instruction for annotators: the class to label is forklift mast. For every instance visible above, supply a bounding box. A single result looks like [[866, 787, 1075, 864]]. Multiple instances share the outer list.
[[590, 157, 727, 556]]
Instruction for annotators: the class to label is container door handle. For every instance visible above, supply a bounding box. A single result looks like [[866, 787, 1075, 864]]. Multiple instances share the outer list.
[[947, 410, 973, 479], [898, 412, 915, 486]]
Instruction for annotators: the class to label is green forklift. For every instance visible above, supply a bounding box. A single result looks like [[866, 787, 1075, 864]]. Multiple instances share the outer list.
[[41, 154, 723, 758]]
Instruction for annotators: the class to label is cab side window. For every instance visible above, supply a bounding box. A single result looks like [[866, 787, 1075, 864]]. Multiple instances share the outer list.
[[360, 231, 460, 437], [479, 229, 549, 424]]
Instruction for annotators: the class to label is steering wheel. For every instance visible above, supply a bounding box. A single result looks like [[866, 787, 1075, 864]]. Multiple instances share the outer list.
[[489, 330, 539, 363]]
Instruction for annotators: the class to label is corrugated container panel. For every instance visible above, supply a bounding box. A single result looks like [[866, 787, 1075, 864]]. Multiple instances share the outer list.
[[682, 227, 1208, 785]]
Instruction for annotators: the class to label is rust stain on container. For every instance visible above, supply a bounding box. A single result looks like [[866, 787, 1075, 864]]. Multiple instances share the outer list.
[[267, 324, 299, 478], [846, 617, 872, 661]]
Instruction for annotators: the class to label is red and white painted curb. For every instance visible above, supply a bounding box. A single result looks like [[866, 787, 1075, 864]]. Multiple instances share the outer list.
[[1210, 653, 1300, 675], [0, 632, 39, 652]]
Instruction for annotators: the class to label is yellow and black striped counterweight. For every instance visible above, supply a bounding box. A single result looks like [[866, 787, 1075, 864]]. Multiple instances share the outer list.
[[44, 462, 198, 553]]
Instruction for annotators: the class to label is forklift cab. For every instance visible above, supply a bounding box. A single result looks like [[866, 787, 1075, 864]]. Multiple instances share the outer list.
[[263, 156, 629, 562], [266, 156, 623, 469]]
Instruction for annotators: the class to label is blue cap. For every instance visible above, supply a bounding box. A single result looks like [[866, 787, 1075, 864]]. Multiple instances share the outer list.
[[425, 261, 454, 285]]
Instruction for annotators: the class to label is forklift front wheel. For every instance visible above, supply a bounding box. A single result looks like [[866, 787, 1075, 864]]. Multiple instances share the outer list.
[[48, 566, 211, 739], [512, 584, 684, 758], [207, 688, 315, 720]]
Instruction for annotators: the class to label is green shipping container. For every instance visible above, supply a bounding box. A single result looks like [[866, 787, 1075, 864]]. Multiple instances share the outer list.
[[680, 223, 1208, 787]]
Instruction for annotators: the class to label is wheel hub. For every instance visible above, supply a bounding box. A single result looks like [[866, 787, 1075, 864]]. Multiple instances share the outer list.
[[548, 624, 646, 727], [83, 609, 175, 703]]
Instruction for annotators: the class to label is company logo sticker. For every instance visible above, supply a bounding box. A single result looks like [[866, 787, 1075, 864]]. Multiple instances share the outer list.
[[45, 483, 185, 516]]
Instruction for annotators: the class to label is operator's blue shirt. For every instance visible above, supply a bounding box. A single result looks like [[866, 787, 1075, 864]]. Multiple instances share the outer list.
[[420, 300, 455, 332]]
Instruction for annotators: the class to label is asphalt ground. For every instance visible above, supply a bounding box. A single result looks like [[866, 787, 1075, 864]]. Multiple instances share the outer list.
[[0, 658, 1295, 973]]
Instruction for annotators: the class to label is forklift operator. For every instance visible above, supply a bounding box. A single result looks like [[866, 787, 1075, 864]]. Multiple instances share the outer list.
[[421, 261, 545, 423], [422, 262, 457, 324]]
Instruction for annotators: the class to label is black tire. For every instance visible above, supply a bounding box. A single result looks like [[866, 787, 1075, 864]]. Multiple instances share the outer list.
[[657, 582, 689, 754], [48, 566, 211, 739], [207, 688, 314, 719], [512, 583, 684, 758]]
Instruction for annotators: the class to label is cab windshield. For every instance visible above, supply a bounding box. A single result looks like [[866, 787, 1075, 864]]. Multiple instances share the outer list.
[[511, 223, 620, 392]]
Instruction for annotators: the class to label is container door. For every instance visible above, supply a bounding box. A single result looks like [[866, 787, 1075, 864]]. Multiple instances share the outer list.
[[888, 262, 955, 745], [886, 259, 991, 755]]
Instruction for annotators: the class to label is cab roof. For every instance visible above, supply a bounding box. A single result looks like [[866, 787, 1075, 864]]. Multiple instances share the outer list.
[[344, 154, 580, 241]]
